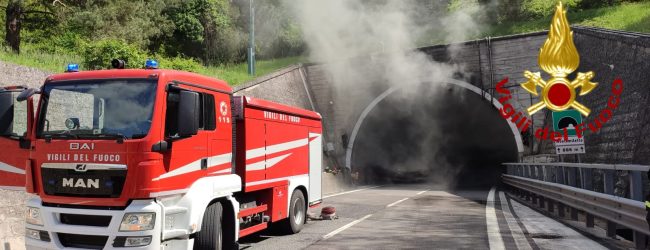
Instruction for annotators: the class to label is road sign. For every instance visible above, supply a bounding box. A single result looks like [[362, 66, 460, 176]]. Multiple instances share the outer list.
[[552, 110, 582, 136], [554, 136, 585, 155]]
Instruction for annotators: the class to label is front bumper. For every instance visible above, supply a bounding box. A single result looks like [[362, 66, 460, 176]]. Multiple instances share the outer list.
[[25, 197, 163, 250]]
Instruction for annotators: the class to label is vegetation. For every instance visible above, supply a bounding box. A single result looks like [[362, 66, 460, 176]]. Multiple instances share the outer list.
[[0, 0, 305, 85], [484, 1, 650, 37], [0, 0, 648, 86], [0, 44, 302, 85], [433, 0, 650, 44]]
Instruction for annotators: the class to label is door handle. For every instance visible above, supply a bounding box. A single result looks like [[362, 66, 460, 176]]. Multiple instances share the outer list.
[[201, 158, 208, 170]]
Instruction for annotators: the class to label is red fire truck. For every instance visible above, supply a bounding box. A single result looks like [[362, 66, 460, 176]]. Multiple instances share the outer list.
[[0, 85, 35, 190], [14, 61, 323, 249]]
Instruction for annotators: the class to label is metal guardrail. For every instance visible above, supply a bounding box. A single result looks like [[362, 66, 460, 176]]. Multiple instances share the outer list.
[[503, 174, 648, 233], [504, 162, 650, 172], [503, 162, 650, 249]]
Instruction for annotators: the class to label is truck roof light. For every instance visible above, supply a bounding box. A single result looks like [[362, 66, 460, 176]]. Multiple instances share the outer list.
[[65, 64, 79, 72], [145, 59, 158, 69]]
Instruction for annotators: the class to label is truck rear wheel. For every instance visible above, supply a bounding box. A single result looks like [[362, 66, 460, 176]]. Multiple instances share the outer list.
[[194, 202, 223, 250], [280, 189, 306, 234]]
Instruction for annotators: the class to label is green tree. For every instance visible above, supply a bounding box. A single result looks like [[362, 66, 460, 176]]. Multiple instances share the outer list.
[[161, 0, 244, 65], [64, 0, 173, 49], [3, 0, 60, 53]]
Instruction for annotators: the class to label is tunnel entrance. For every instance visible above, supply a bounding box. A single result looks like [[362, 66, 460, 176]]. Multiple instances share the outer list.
[[351, 82, 518, 189]]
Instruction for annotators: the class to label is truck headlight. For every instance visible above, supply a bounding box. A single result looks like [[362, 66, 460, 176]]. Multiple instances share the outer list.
[[125, 236, 152, 247], [26, 207, 43, 226], [26, 228, 50, 242], [119, 213, 155, 231]]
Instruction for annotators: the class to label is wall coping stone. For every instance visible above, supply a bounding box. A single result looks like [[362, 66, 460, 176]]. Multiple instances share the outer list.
[[233, 64, 302, 93]]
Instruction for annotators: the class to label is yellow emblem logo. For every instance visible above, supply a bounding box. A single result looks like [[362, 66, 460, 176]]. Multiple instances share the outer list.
[[521, 2, 598, 116]]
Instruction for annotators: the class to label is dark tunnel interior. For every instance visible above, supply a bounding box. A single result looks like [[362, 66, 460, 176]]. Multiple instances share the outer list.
[[351, 82, 519, 189]]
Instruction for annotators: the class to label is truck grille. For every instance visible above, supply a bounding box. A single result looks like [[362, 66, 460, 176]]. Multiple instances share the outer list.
[[60, 213, 112, 227], [58, 233, 107, 249], [41, 168, 127, 198]]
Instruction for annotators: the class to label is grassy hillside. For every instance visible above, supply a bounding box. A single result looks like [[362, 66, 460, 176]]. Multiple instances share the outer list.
[[0, 44, 303, 86], [486, 1, 650, 36]]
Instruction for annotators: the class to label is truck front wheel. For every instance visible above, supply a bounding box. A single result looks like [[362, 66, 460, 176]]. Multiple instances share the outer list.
[[194, 202, 223, 250], [280, 189, 306, 234]]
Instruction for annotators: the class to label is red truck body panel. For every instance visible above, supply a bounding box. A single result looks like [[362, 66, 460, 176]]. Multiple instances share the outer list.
[[234, 96, 321, 189], [234, 96, 321, 221]]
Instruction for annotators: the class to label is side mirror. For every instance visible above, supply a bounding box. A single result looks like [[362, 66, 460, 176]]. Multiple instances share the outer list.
[[177, 90, 200, 137], [151, 140, 169, 153], [16, 88, 38, 102]]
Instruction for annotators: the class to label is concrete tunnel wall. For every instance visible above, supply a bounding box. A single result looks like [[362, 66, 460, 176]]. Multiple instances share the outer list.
[[304, 32, 552, 170], [306, 26, 650, 172]]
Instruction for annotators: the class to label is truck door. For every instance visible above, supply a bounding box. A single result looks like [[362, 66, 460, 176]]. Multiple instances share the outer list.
[[157, 87, 208, 190], [207, 92, 232, 176], [308, 128, 322, 205], [0, 90, 30, 189]]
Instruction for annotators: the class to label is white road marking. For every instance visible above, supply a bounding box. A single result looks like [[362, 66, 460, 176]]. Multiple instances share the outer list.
[[499, 191, 532, 250], [416, 189, 429, 195], [322, 214, 373, 240], [321, 185, 382, 199], [386, 198, 409, 208], [486, 186, 506, 250]]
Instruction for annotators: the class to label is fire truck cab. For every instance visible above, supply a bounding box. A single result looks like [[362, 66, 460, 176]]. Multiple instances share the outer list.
[[17, 62, 322, 249]]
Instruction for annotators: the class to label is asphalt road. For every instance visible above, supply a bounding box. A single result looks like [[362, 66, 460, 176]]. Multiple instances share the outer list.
[[239, 184, 496, 249]]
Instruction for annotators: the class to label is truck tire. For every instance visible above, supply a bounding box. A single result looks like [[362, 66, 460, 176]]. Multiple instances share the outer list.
[[194, 202, 223, 250], [280, 189, 306, 234]]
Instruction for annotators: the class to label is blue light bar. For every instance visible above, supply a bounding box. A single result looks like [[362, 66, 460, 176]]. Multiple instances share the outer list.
[[66, 64, 79, 72], [145, 59, 158, 69]]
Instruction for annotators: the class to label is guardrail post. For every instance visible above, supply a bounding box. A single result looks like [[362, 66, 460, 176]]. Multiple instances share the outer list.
[[567, 167, 579, 220], [628, 171, 646, 249], [542, 166, 553, 181], [530, 166, 538, 179], [556, 166, 566, 217], [581, 168, 593, 191], [531, 193, 537, 204], [581, 168, 595, 228], [604, 169, 617, 238], [629, 171, 643, 201]]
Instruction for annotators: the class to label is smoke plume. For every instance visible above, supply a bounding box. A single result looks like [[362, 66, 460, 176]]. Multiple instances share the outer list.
[[284, 0, 510, 188]]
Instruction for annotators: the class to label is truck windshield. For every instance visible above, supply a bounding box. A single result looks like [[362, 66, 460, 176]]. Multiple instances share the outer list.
[[38, 79, 157, 139]]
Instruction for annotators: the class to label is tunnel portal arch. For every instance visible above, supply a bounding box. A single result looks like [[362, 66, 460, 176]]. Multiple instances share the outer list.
[[344, 78, 524, 170]]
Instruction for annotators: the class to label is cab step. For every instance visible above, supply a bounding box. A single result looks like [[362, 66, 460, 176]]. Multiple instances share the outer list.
[[238, 204, 267, 218]]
